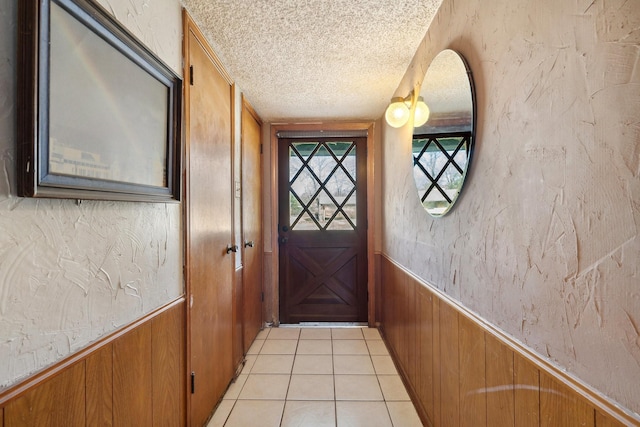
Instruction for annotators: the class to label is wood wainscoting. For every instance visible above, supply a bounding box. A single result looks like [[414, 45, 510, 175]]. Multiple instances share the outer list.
[[379, 255, 639, 427], [0, 298, 186, 427]]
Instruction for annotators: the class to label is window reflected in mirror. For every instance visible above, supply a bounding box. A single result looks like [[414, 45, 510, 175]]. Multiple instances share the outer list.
[[413, 49, 475, 217]]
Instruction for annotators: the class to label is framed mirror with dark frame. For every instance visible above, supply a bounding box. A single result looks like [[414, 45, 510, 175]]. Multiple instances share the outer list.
[[17, 0, 182, 202], [412, 49, 476, 217]]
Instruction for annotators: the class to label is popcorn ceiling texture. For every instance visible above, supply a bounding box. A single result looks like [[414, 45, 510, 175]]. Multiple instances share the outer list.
[[182, 0, 443, 122], [0, 0, 183, 388], [382, 0, 640, 417]]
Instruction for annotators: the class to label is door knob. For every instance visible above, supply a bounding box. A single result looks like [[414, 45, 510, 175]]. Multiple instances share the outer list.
[[226, 244, 239, 254], [278, 236, 288, 244], [244, 240, 254, 248]]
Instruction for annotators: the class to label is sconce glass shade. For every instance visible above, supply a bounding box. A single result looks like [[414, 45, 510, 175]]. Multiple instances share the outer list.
[[385, 97, 411, 128], [413, 96, 430, 127]]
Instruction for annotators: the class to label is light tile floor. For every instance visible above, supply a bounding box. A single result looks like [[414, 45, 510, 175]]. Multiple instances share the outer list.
[[206, 327, 423, 427]]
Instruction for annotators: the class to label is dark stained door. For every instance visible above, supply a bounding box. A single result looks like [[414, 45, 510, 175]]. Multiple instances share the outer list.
[[184, 22, 234, 427], [241, 99, 263, 350], [278, 137, 368, 323]]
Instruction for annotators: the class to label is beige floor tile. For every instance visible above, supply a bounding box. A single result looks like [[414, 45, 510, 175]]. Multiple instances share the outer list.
[[335, 375, 383, 401], [247, 339, 265, 355], [371, 355, 397, 375], [332, 339, 368, 355], [255, 328, 270, 340], [268, 327, 301, 340], [292, 355, 333, 374], [296, 339, 333, 355], [238, 374, 290, 400], [331, 328, 364, 340], [206, 400, 235, 427], [223, 374, 248, 400], [377, 375, 410, 401], [287, 374, 334, 400], [241, 354, 257, 374], [333, 355, 375, 375], [300, 328, 332, 340], [362, 328, 382, 340], [224, 400, 285, 427], [251, 354, 295, 374], [336, 401, 392, 427], [260, 339, 298, 354], [366, 340, 389, 355], [386, 401, 423, 427], [281, 401, 336, 427]]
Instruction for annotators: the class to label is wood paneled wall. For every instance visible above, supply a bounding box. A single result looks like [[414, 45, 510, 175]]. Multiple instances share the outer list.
[[0, 300, 186, 427], [379, 255, 639, 427]]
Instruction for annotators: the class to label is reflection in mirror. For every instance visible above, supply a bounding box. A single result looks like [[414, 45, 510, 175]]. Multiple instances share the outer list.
[[412, 49, 475, 217]]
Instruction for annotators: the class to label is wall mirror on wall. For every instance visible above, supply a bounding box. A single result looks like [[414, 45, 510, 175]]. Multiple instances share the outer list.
[[412, 49, 475, 217], [17, 0, 182, 202]]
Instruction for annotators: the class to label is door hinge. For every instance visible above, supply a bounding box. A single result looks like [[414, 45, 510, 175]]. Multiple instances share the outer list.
[[261, 292, 264, 302], [191, 371, 195, 394], [189, 65, 194, 86], [260, 143, 263, 154]]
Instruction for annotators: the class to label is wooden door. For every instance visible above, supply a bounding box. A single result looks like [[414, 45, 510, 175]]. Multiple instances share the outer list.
[[278, 137, 368, 323], [184, 17, 234, 427], [241, 98, 263, 350]]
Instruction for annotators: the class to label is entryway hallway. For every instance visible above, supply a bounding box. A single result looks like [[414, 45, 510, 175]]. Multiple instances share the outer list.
[[206, 327, 423, 427]]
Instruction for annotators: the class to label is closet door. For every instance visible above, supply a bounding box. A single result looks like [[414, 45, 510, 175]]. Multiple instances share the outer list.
[[241, 98, 263, 350], [184, 13, 234, 427]]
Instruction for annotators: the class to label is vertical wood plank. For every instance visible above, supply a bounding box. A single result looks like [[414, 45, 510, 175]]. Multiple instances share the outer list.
[[416, 286, 435, 423], [459, 315, 486, 427], [5, 362, 85, 427], [113, 323, 153, 427], [432, 296, 442, 427], [86, 343, 113, 427], [595, 411, 626, 427], [540, 371, 594, 427], [486, 334, 515, 426], [1, 405, 4, 427], [152, 303, 186, 427], [405, 276, 417, 387], [440, 302, 460, 427], [514, 353, 540, 427]]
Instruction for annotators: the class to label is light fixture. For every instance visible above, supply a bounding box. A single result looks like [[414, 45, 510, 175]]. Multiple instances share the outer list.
[[413, 96, 430, 127], [385, 95, 412, 128], [384, 91, 431, 128]]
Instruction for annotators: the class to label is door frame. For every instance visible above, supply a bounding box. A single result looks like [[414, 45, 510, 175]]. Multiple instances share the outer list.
[[269, 122, 377, 326]]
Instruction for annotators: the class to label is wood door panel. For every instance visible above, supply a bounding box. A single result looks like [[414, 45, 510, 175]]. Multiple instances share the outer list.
[[113, 323, 153, 427], [241, 99, 263, 352], [86, 343, 113, 427], [5, 362, 85, 427], [185, 21, 234, 427]]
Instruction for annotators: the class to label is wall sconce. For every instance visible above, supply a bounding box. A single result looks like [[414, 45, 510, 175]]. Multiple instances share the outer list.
[[384, 91, 430, 128]]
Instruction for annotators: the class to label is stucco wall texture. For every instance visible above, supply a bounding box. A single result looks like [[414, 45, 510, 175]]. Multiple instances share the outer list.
[[382, 0, 639, 416], [0, 0, 183, 388]]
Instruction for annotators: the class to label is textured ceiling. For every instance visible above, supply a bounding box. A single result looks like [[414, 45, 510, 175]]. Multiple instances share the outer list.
[[181, 0, 443, 122]]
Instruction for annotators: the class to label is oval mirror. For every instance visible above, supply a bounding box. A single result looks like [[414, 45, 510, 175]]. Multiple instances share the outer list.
[[412, 49, 475, 217]]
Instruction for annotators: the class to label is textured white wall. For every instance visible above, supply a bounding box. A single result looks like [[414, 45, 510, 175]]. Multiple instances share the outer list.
[[382, 0, 640, 416], [0, 0, 183, 387]]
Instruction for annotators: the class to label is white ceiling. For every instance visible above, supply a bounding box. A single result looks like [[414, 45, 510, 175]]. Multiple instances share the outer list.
[[181, 0, 443, 122]]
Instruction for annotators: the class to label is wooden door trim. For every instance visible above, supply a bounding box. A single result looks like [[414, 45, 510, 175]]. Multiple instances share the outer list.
[[270, 121, 376, 325]]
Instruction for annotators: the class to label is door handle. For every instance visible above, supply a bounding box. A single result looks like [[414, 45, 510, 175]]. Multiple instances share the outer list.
[[226, 244, 239, 254], [278, 236, 288, 244], [244, 240, 254, 248]]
